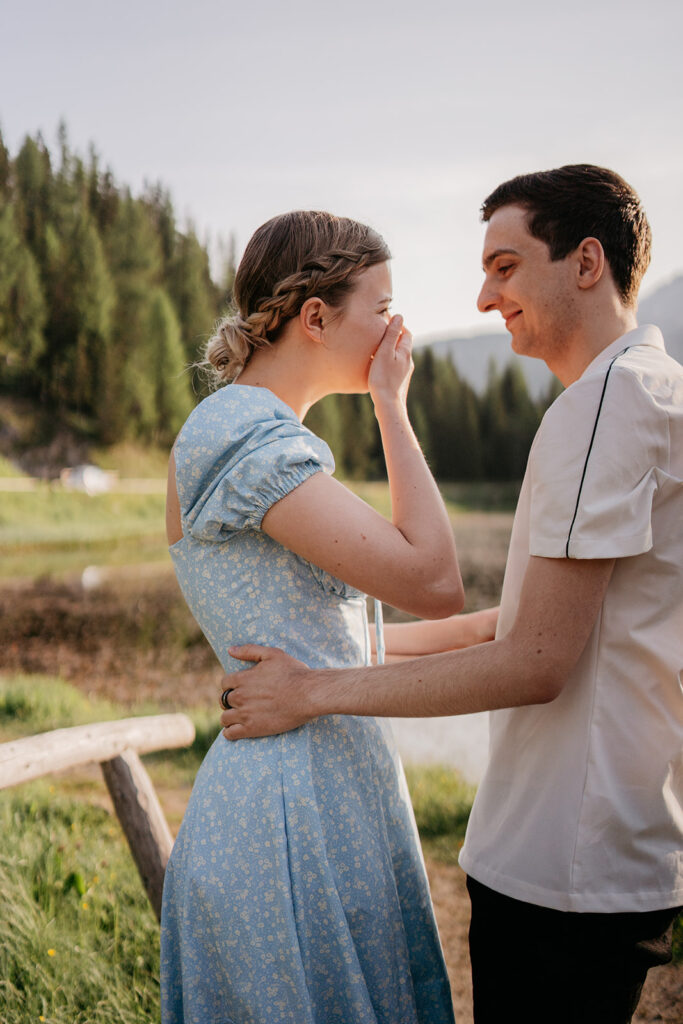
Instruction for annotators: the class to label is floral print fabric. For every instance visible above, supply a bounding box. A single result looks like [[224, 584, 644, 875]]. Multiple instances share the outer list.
[[160, 385, 455, 1023]]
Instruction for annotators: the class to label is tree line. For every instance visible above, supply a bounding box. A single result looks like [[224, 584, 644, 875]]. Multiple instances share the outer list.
[[307, 350, 561, 482], [0, 127, 560, 479], [0, 124, 231, 446]]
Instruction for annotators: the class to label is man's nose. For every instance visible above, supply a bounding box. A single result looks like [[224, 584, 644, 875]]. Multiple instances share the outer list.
[[477, 278, 499, 313]]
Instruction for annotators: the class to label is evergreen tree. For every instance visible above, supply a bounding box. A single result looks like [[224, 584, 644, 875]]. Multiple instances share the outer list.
[[0, 206, 46, 389], [0, 128, 10, 198], [499, 362, 540, 477], [86, 147, 120, 235], [305, 393, 345, 467], [103, 193, 164, 440], [541, 374, 564, 408], [337, 394, 382, 479], [13, 134, 53, 262], [40, 207, 115, 418], [147, 288, 194, 442], [0, 127, 230, 447], [219, 232, 238, 310], [166, 225, 220, 364]]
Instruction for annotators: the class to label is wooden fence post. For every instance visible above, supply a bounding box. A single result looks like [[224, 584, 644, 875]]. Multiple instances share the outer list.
[[101, 748, 175, 922], [0, 713, 196, 921]]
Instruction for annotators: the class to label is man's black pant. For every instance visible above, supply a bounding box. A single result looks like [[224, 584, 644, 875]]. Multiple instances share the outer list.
[[467, 876, 681, 1024]]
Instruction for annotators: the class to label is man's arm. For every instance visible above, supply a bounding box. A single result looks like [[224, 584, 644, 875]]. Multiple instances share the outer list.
[[220, 555, 615, 738]]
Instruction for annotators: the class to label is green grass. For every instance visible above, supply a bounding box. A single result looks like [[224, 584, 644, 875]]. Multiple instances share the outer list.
[[0, 674, 118, 738], [405, 762, 477, 864], [0, 478, 513, 581], [0, 488, 169, 579], [0, 454, 25, 477], [0, 489, 166, 546], [0, 671, 679, 1023], [0, 786, 161, 1023], [89, 442, 171, 479], [0, 675, 216, 788], [0, 674, 215, 1022], [439, 480, 521, 512], [0, 674, 483, 1022]]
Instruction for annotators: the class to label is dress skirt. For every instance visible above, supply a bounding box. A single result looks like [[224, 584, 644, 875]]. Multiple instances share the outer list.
[[161, 714, 455, 1024]]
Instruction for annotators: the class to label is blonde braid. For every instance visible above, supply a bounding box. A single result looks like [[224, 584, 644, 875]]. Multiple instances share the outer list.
[[203, 248, 377, 386]]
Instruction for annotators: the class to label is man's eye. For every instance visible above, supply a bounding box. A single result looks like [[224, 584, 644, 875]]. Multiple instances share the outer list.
[[498, 265, 512, 275]]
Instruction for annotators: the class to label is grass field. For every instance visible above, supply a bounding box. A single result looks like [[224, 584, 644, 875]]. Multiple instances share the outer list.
[[0, 674, 477, 1022], [2, 464, 679, 1019], [0, 477, 518, 585]]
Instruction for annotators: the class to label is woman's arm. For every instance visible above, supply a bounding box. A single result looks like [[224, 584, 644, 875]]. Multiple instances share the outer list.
[[371, 606, 499, 658], [261, 319, 464, 619]]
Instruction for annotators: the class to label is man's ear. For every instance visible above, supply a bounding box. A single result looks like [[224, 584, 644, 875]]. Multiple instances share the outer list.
[[575, 237, 605, 291], [299, 298, 327, 342]]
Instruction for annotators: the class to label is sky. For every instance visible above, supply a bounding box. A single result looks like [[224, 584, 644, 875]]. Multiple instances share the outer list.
[[1, 0, 682, 339]]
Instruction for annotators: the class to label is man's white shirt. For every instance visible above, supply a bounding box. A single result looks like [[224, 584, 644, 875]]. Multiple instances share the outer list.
[[459, 325, 683, 912]]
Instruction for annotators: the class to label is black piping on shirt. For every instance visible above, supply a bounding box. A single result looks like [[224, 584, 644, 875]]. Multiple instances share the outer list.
[[565, 347, 631, 558]]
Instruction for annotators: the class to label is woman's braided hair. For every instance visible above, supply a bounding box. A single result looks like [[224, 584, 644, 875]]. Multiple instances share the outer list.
[[204, 211, 391, 384]]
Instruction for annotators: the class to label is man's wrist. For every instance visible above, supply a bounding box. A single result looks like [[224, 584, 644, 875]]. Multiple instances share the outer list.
[[306, 667, 342, 718]]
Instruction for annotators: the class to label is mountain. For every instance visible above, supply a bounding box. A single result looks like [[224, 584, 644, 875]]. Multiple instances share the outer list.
[[419, 330, 555, 398], [418, 274, 683, 396], [638, 274, 683, 361]]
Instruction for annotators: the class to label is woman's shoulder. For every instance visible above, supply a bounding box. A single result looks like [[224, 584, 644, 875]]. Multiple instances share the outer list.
[[173, 386, 334, 515], [176, 385, 310, 462], [180, 384, 294, 440]]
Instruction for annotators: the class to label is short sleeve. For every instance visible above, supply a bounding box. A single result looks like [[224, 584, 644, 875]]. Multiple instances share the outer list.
[[174, 389, 334, 543], [529, 363, 665, 559]]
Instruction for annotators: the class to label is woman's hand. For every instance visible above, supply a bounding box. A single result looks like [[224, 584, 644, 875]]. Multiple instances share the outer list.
[[368, 315, 414, 408]]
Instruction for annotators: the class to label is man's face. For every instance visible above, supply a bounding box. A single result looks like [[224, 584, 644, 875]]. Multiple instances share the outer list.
[[477, 204, 579, 364]]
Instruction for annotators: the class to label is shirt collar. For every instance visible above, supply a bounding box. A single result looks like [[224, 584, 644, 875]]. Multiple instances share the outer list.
[[580, 324, 665, 379]]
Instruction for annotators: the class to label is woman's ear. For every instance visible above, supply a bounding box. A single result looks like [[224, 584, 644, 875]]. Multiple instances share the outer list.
[[576, 237, 605, 291], [299, 298, 327, 342]]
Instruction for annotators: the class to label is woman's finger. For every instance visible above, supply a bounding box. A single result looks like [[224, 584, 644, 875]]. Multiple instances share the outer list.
[[395, 326, 413, 355]]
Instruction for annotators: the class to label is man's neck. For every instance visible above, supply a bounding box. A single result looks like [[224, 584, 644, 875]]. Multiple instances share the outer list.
[[549, 304, 638, 387]]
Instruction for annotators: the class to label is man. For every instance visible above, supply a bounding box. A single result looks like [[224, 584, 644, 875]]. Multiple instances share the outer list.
[[219, 165, 683, 1023]]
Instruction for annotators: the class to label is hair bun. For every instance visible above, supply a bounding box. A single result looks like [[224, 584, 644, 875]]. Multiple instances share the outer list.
[[203, 315, 254, 384]]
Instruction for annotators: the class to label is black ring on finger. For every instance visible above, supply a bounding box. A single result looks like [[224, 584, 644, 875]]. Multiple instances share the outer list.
[[220, 688, 234, 710]]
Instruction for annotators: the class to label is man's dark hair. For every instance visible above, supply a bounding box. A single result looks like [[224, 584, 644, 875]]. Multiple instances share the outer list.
[[481, 165, 651, 306]]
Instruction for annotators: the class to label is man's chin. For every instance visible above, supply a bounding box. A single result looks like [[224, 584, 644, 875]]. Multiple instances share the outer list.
[[509, 332, 525, 355], [509, 334, 543, 361]]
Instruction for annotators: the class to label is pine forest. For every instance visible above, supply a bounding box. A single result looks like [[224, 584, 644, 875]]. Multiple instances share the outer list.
[[0, 126, 560, 481]]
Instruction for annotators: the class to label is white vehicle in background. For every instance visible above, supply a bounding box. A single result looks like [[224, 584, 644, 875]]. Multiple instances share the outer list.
[[59, 464, 118, 496]]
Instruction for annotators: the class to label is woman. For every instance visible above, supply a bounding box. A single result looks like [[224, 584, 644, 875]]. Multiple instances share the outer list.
[[161, 211, 492, 1023]]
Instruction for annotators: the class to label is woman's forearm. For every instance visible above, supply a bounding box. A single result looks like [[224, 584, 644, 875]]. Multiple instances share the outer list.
[[373, 398, 463, 611], [370, 606, 499, 656]]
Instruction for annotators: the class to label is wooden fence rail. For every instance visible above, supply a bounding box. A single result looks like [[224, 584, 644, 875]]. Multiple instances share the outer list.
[[0, 714, 195, 921]]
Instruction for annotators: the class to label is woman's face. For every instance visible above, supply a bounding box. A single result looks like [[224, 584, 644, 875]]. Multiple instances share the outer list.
[[323, 261, 393, 393]]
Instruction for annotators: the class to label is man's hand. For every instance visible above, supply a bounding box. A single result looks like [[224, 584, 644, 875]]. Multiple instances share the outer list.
[[219, 645, 317, 739]]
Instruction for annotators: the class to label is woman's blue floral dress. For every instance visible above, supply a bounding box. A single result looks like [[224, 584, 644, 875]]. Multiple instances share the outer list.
[[160, 385, 455, 1024]]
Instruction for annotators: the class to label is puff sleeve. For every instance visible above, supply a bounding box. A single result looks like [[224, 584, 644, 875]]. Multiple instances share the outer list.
[[528, 363, 666, 559], [174, 389, 335, 543]]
